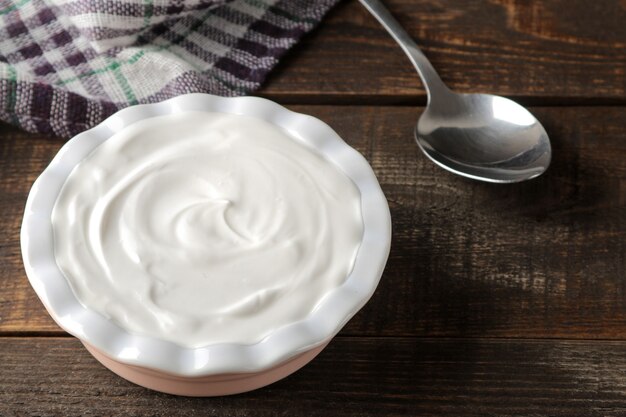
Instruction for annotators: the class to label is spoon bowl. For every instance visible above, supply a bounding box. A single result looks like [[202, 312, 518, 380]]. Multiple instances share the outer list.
[[417, 92, 551, 183]]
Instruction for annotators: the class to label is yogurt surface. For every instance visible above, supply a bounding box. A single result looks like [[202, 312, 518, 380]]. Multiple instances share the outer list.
[[52, 111, 363, 348]]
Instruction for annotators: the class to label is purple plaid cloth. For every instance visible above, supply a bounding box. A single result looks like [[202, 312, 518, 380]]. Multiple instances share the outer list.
[[0, 0, 339, 137]]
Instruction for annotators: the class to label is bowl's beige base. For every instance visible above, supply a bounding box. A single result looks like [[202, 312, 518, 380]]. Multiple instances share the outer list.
[[82, 341, 328, 397]]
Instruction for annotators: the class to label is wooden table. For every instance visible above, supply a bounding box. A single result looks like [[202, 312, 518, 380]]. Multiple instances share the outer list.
[[1, 1, 625, 415]]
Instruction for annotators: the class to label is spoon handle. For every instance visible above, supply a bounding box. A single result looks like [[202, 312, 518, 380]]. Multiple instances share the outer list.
[[358, 0, 449, 100]]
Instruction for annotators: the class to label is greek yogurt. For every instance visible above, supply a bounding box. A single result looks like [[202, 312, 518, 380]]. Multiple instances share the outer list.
[[51, 111, 363, 348]]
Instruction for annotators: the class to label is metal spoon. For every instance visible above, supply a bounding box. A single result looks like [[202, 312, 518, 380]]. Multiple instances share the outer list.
[[359, 0, 551, 183]]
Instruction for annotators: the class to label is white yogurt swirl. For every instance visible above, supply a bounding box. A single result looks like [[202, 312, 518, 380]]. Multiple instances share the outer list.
[[52, 111, 363, 347]]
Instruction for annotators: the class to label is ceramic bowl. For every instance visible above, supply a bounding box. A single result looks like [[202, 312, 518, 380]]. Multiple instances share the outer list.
[[21, 93, 391, 396]]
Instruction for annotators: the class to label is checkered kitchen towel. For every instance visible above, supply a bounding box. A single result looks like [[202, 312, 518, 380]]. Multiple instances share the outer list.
[[0, 0, 339, 137]]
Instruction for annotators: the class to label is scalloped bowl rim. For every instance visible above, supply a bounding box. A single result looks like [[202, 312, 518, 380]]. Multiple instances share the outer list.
[[20, 93, 391, 377]]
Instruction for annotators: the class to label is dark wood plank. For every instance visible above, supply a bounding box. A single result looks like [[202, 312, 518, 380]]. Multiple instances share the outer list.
[[0, 126, 65, 333], [3, 336, 626, 416], [1, 105, 625, 338], [305, 105, 626, 339], [260, 0, 626, 104]]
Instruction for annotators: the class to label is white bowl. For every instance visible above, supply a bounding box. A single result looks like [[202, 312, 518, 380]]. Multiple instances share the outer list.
[[21, 94, 391, 395]]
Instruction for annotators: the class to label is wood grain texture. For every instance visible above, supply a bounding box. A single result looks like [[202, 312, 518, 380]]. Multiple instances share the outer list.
[[3, 337, 626, 416], [2, 105, 625, 338], [260, 0, 626, 104], [0, 127, 64, 333], [303, 105, 626, 339]]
